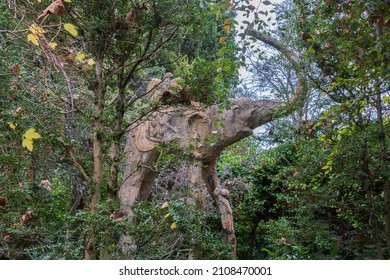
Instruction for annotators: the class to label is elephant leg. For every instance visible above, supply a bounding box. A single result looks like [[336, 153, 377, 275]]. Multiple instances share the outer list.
[[188, 163, 207, 210], [118, 145, 159, 253], [119, 164, 143, 217], [139, 164, 158, 201], [202, 161, 236, 256], [119, 149, 159, 216]]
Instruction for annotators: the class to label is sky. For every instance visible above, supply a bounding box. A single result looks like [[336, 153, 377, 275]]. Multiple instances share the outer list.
[[236, 0, 284, 24], [236, 0, 284, 69], [236, 0, 285, 81]]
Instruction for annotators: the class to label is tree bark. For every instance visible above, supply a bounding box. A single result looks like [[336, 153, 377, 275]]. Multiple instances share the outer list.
[[85, 58, 106, 260], [89, 59, 106, 213], [107, 86, 126, 206]]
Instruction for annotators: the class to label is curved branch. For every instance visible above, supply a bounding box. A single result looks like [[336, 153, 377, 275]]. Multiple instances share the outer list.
[[69, 148, 91, 183], [245, 29, 300, 70], [245, 29, 309, 116]]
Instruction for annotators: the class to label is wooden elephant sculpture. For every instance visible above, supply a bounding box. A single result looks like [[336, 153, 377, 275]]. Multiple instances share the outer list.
[[119, 98, 283, 254]]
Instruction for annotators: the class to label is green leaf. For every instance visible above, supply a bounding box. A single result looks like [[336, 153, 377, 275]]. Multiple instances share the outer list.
[[324, 169, 330, 175]]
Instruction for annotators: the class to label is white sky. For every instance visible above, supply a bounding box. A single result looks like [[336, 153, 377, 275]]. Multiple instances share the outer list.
[[236, 0, 284, 27], [236, 0, 285, 81]]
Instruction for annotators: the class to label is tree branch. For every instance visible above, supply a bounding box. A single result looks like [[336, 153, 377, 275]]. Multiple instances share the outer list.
[[245, 29, 300, 71], [69, 148, 91, 183], [245, 29, 309, 116], [120, 26, 179, 89]]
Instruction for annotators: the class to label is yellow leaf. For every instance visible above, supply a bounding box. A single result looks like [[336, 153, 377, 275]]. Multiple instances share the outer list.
[[76, 52, 86, 61], [27, 34, 39, 46], [64, 0, 72, 2], [87, 58, 95, 65], [49, 42, 58, 49], [29, 23, 45, 36], [36, 0, 42, 2], [7, 122, 16, 130], [219, 37, 226, 44], [24, 128, 41, 141], [64, 23, 78, 37], [164, 213, 170, 219], [11, 223, 20, 229], [170, 222, 177, 230], [22, 139, 34, 152], [161, 202, 169, 209]]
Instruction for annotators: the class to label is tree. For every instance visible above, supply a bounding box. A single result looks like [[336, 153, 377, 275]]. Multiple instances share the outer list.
[[218, 0, 389, 259], [295, 0, 390, 258]]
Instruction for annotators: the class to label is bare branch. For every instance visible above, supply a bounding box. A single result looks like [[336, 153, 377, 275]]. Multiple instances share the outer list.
[[245, 29, 300, 71], [119, 26, 179, 89], [245, 29, 310, 115]]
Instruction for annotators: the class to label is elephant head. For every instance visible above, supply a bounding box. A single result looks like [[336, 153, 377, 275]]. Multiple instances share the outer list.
[[192, 98, 283, 161], [225, 98, 283, 131]]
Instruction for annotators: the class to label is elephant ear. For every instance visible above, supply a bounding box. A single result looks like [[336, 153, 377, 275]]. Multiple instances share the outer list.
[[134, 123, 156, 152], [134, 111, 171, 152]]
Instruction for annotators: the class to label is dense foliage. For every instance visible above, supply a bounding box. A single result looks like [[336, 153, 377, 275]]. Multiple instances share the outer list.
[[225, 0, 390, 259]]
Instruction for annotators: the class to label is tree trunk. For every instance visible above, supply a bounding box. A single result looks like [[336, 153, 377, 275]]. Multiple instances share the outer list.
[[107, 86, 126, 206], [85, 59, 106, 260]]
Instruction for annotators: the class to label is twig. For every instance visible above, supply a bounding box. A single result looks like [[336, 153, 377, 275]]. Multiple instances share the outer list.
[[49, 18, 62, 43], [69, 148, 91, 182]]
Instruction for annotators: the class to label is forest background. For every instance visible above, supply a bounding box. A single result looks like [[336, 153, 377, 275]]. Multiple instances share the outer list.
[[0, 0, 389, 260]]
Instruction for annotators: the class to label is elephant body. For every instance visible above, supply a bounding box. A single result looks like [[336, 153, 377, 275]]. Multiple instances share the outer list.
[[119, 98, 282, 253]]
